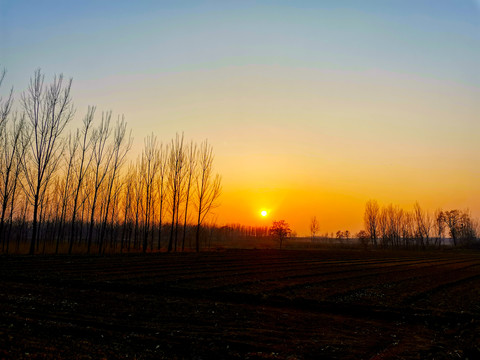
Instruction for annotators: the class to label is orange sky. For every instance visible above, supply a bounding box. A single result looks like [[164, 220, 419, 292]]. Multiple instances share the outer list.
[[78, 64, 478, 237]]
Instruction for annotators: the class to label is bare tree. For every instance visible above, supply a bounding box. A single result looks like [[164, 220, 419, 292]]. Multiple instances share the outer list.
[[86, 112, 113, 253], [377, 205, 387, 247], [458, 211, 478, 245], [21, 70, 74, 254], [0, 69, 19, 252], [401, 210, 415, 248], [413, 202, 429, 248], [132, 161, 144, 250], [433, 209, 445, 247], [1, 114, 26, 249], [0, 68, 13, 131], [120, 164, 135, 252], [182, 141, 197, 251], [194, 140, 221, 252], [444, 209, 460, 246], [269, 220, 291, 249], [357, 230, 370, 250], [98, 116, 131, 254], [107, 175, 123, 252], [68, 107, 95, 254], [156, 143, 168, 250], [310, 216, 319, 240], [167, 133, 185, 252], [364, 199, 379, 247], [443, 209, 477, 246], [385, 204, 403, 248], [54, 132, 78, 253], [140, 134, 159, 253]]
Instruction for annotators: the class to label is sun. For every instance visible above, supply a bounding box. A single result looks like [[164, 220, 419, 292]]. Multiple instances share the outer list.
[[261, 210, 268, 217]]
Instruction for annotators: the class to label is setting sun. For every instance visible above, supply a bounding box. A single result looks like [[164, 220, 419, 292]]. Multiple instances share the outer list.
[[261, 210, 268, 217]]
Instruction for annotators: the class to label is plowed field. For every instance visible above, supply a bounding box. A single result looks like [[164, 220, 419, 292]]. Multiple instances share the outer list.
[[1, 249, 479, 359]]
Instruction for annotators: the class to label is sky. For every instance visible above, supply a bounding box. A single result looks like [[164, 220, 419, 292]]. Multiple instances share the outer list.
[[1, 0, 479, 236]]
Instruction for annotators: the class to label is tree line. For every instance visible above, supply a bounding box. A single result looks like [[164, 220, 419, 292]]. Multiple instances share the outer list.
[[361, 199, 478, 249], [0, 69, 221, 254]]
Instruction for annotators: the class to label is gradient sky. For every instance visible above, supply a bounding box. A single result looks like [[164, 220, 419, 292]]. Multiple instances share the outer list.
[[1, 0, 479, 235]]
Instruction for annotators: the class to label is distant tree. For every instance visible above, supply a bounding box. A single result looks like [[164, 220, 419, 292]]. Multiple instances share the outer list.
[[434, 209, 445, 247], [364, 199, 379, 247], [357, 230, 370, 250], [443, 209, 477, 246], [413, 202, 432, 248], [379, 204, 403, 248], [444, 210, 461, 246], [269, 220, 291, 249], [378, 206, 388, 247], [344, 230, 350, 241], [401, 210, 415, 248], [310, 216, 319, 240], [336, 230, 344, 240], [457, 211, 477, 245]]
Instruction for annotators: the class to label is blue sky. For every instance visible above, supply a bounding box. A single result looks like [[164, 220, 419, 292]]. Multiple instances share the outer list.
[[2, 0, 479, 86]]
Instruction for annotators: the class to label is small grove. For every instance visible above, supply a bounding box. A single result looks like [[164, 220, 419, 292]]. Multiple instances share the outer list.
[[359, 200, 478, 249], [0, 69, 220, 254]]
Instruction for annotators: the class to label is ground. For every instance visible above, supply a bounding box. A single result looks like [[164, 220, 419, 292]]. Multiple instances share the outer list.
[[0, 249, 479, 359]]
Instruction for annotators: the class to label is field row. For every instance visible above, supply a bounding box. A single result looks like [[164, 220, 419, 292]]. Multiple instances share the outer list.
[[2, 250, 480, 315], [1, 249, 480, 359]]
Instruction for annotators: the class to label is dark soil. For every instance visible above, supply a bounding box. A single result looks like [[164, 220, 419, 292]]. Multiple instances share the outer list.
[[0, 249, 479, 359]]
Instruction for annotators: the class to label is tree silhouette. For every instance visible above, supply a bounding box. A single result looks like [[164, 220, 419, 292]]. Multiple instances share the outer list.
[[168, 133, 185, 252], [194, 140, 221, 252], [310, 216, 319, 240], [86, 112, 113, 253], [182, 141, 197, 251], [357, 230, 370, 250], [156, 143, 168, 250], [0, 71, 26, 252], [68, 107, 95, 254], [364, 199, 379, 248], [269, 220, 291, 249], [98, 117, 131, 254], [55, 132, 78, 254], [21, 70, 74, 254], [140, 134, 159, 253]]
